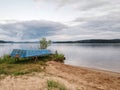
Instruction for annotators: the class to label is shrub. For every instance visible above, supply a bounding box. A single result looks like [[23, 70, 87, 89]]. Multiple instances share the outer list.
[[54, 51, 65, 62], [47, 80, 67, 90], [39, 38, 51, 49]]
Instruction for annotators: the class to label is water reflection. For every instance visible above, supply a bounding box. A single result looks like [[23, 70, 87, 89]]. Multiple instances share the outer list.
[[49, 43, 120, 72]]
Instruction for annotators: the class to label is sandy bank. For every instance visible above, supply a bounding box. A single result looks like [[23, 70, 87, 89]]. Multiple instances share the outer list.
[[0, 61, 120, 90]]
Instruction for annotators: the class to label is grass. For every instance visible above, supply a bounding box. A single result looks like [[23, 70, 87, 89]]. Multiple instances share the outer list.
[[0, 63, 43, 76], [47, 80, 67, 90], [0, 54, 65, 76], [0, 55, 50, 76], [53, 50, 65, 63], [0, 54, 53, 64], [0, 55, 16, 64]]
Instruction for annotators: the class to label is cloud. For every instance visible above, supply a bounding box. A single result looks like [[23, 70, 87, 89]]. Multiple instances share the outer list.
[[0, 18, 120, 41], [0, 20, 66, 41], [0, 0, 120, 41], [65, 0, 120, 40], [73, 5, 120, 32], [34, 0, 120, 11]]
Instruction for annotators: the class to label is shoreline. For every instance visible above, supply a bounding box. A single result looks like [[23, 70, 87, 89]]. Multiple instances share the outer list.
[[65, 63, 120, 74], [46, 61, 120, 89], [0, 61, 120, 90]]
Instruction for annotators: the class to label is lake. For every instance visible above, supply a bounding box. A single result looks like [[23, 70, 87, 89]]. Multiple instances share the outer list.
[[0, 43, 120, 72]]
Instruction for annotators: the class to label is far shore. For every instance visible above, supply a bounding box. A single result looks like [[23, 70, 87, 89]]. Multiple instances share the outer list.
[[0, 61, 120, 90]]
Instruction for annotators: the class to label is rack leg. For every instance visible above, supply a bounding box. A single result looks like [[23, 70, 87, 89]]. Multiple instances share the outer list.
[[35, 56, 38, 62]]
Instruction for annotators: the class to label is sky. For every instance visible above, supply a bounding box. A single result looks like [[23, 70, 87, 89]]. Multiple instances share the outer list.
[[0, 0, 120, 41]]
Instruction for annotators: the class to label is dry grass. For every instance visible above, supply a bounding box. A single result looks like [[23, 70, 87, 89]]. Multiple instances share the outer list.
[[0, 63, 45, 76]]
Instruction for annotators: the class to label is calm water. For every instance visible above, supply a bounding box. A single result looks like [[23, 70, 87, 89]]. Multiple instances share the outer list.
[[0, 43, 120, 72]]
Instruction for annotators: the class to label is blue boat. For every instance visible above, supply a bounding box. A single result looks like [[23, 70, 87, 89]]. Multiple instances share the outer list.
[[10, 49, 52, 58]]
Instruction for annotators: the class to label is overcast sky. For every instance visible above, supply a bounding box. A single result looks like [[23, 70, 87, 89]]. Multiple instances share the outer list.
[[0, 0, 120, 41]]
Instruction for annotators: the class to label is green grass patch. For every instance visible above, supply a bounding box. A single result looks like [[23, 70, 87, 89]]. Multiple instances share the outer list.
[[0, 55, 16, 64], [47, 80, 67, 90], [13, 71, 30, 76], [0, 54, 65, 76], [53, 51, 65, 62], [0, 69, 9, 75], [0, 63, 44, 76]]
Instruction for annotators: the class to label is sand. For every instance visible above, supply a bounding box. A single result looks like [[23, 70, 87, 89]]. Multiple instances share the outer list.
[[0, 61, 120, 90]]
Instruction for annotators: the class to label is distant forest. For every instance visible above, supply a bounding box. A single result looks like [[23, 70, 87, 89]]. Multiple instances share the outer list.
[[0, 39, 120, 43], [54, 39, 120, 43], [0, 40, 13, 43]]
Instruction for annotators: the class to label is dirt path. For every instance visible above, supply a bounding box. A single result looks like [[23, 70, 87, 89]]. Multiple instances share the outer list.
[[0, 61, 120, 90]]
